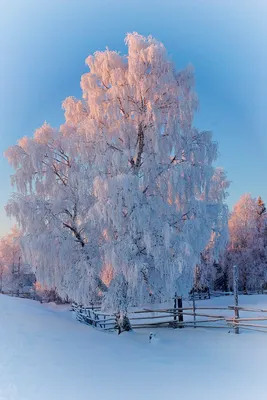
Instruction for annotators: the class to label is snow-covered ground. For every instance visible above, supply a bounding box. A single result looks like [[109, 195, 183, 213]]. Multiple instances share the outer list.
[[0, 294, 266, 400]]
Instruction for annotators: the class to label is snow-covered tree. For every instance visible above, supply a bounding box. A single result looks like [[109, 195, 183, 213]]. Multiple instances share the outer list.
[[227, 194, 267, 292], [0, 227, 33, 294], [5, 123, 105, 305], [192, 168, 230, 291], [5, 32, 229, 311], [79, 32, 229, 308]]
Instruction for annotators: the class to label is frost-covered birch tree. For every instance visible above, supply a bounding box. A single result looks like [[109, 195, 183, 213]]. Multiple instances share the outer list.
[[5, 32, 229, 310], [76, 32, 228, 309]]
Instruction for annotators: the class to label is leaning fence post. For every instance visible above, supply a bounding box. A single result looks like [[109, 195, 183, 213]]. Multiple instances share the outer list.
[[178, 296, 184, 328], [233, 265, 239, 334]]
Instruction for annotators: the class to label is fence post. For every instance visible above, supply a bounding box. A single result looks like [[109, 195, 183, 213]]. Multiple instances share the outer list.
[[173, 292, 177, 326], [192, 289, 196, 328], [178, 296, 184, 328], [115, 313, 121, 335], [233, 265, 239, 334]]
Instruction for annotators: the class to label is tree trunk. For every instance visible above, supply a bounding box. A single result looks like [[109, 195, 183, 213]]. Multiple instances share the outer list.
[[0, 269, 3, 294], [243, 271, 248, 295], [116, 313, 132, 334]]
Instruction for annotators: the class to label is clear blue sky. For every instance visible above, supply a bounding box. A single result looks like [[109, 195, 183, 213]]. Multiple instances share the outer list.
[[1, 0, 267, 236]]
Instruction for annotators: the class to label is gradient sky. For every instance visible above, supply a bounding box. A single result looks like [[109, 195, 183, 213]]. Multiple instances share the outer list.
[[1, 0, 267, 236]]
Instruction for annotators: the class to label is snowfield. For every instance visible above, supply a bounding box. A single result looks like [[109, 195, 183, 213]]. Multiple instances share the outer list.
[[0, 294, 267, 400]]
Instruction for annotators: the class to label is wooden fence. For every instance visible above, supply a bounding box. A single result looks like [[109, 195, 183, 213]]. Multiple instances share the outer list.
[[188, 290, 210, 301], [128, 305, 267, 333], [71, 263, 267, 335], [2, 290, 34, 299], [71, 299, 267, 334], [71, 303, 116, 331]]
